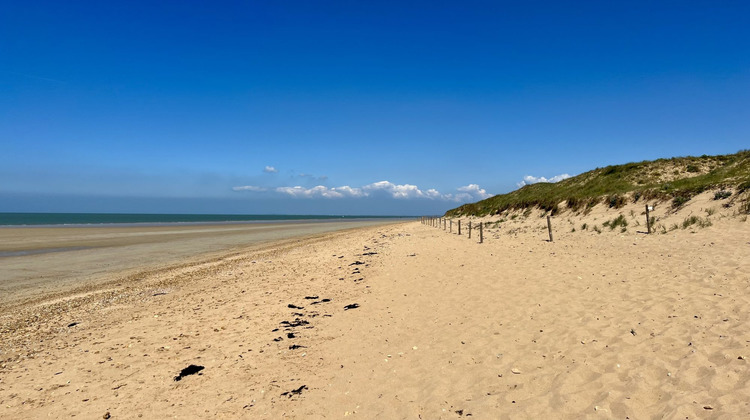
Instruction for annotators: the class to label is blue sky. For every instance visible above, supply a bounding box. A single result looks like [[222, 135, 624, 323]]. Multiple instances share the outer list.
[[2, 1, 748, 215]]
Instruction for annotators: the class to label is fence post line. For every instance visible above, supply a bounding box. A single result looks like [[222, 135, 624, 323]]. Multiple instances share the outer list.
[[547, 215, 553, 242], [645, 204, 651, 234], [480, 222, 483, 243]]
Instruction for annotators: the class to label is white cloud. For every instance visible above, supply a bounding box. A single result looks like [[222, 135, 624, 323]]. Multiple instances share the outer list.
[[232, 180, 492, 203], [263, 166, 278, 173], [232, 185, 267, 192], [517, 173, 571, 187], [275, 185, 364, 199], [457, 184, 493, 200], [332, 185, 365, 197], [363, 181, 426, 199]]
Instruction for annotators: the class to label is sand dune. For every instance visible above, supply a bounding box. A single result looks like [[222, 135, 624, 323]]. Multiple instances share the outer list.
[[1, 204, 749, 419]]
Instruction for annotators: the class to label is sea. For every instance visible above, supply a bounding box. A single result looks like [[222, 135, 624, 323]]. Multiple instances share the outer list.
[[0, 212, 410, 227]]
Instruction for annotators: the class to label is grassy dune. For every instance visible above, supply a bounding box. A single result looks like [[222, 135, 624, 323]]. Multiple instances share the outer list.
[[447, 150, 750, 217]]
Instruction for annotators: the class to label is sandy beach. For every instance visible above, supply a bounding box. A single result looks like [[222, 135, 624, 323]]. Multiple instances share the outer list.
[[0, 220, 400, 306], [1, 199, 749, 419]]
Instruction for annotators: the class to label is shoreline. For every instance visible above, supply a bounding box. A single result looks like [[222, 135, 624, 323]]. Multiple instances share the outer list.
[[0, 216, 414, 229], [0, 212, 413, 228], [0, 219, 405, 306]]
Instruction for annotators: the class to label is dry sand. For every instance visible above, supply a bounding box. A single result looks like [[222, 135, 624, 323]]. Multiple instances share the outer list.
[[1, 200, 749, 419]]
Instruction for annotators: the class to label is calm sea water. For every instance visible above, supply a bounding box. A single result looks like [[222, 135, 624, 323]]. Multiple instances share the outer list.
[[0, 212, 409, 227]]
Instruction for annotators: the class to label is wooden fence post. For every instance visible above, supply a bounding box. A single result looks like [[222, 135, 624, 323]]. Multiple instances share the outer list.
[[480, 223, 483, 243], [458, 220, 461, 235], [547, 215, 553, 242], [449, 220, 452, 233], [468, 221, 472, 239], [645, 204, 651, 234]]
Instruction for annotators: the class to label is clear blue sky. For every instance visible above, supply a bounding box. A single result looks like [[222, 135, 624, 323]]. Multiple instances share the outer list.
[[2, 1, 748, 215]]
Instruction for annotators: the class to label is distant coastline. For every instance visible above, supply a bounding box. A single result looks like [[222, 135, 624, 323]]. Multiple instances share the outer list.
[[0, 212, 413, 227]]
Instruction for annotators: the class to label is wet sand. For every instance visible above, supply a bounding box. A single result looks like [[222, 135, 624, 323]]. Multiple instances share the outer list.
[[0, 220, 403, 306]]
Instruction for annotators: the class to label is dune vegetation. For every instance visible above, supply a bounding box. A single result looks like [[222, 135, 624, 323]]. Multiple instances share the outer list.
[[447, 150, 750, 217]]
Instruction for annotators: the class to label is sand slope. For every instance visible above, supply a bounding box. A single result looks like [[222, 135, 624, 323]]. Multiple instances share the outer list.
[[1, 210, 749, 419]]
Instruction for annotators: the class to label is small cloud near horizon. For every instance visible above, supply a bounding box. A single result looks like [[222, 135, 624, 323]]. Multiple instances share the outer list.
[[232, 180, 493, 203], [517, 174, 571, 187], [263, 166, 278, 173]]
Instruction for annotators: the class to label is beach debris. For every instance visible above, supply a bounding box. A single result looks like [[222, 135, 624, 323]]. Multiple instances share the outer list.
[[362, 252, 378, 256], [289, 344, 306, 350], [407, 253, 416, 257], [311, 298, 331, 305], [511, 368, 521, 374], [67, 322, 79, 328], [103, 412, 111, 419], [273, 337, 283, 342], [287, 304, 304, 309], [349, 261, 365, 266], [630, 329, 637, 336], [280, 385, 307, 398], [344, 303, 360, 310], [174, 364, 204, 381], [304, 296, 319, 300], [280, 318, 309, 328], [703, 405, 713, 410], [287, 333, 296, 339]]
